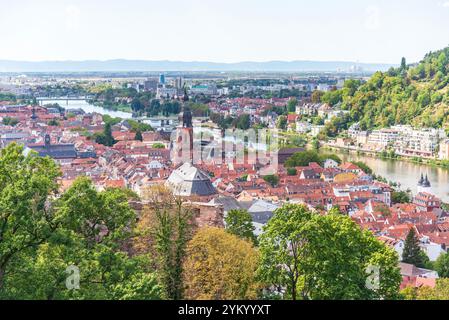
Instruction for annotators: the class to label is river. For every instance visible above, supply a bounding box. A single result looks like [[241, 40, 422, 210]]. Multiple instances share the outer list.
[[40, 99, 177, 129], [327, 150, 449, 203], [41, 99, 133, 119]]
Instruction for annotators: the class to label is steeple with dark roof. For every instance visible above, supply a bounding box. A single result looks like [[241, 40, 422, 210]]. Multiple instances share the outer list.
[[44, 134, 51, 148], [31, 107, 37, 120], [417, 173, 432, 193], [418, 173, 424, 186], [183, 87, 189, 102], [179, 88, 192, 128], [423, 174, 431, 188]]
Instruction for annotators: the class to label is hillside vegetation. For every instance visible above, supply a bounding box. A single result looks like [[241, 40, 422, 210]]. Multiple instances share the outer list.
[[322, 47, 449, 133]]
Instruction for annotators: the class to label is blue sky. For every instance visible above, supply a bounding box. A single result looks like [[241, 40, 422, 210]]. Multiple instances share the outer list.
[[1, 0, 449, 63]]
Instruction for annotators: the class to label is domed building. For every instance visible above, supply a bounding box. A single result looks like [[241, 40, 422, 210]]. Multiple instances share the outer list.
[[166, 162, 216, 198]]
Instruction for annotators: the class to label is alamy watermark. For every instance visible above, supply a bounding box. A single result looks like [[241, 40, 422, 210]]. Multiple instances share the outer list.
[[169, 125, 280, 174], [65, 265, 80, 290], [365, 264, 380, 291]]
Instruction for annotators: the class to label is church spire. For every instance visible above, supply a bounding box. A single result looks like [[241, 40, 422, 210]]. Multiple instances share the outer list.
[[183, 87, 189, 102], [423, 174, 431, 187], [179, 87, 192, 128], [418, 173, 424, 186]]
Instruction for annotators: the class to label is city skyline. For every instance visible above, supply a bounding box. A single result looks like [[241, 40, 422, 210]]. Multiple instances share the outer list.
[[1, 0, 449, 64]]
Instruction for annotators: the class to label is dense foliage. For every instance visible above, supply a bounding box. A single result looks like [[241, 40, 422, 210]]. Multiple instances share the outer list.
[[435, 252, 449, 278], [402, 228, 429, 268], [0, 92, 17, 102], [284, 150, 341, 167], [0, 144, 410, 301], [391, 191, 411, 204], [88, 84, 182, 117], [402, 278, 449, 300], [2, 117, 19, 126], [258, 204, 401, 300], [351, 161, 373, 175], [138, 186, 193, 300], [95, 122, 116, 146], [0, 144, 161, 299], [224, 209, 257, 245], [263, 174, 280, 187], [335, 48, 449, 130], [183, 227, 260, 300]]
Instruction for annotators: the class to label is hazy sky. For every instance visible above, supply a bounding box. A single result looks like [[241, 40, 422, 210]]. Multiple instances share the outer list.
[[1, 0, 449, 63]]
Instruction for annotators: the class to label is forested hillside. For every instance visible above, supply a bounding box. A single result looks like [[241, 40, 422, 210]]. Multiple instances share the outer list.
[[323, 47, 449, 132]]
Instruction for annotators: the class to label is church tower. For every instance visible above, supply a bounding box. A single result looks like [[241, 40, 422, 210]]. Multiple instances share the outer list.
[[172, 89, 194, 166], [30, 106, 38, 129]]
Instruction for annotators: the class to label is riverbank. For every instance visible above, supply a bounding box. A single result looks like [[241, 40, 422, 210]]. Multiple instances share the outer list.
[[41, 99, 134, 119], [319, 146, 449, 202], [88, 100, 133, 113], [323, 144, 449, 171]]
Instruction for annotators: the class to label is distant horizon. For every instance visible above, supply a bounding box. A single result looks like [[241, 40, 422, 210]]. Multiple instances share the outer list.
[[0, 57, 400, 64], [0, 58, 398, 73], [2, 1, 449, 64]]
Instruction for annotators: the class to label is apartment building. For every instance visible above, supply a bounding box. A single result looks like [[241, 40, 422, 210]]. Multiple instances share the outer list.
[[367, 128, 400, 147], [392, 125, 445, 157]]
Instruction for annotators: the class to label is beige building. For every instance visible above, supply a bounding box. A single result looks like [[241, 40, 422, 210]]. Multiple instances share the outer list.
[[367, 129, 399, 147], [439, 140, 449, 160]]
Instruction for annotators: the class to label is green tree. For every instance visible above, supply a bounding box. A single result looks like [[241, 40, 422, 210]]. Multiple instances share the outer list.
[[102, 115, 122, 126], [47, 119, 60, 126], [47, 177, 154, 299], [311, 137, 320, 150], [284, 150, 321, 167], [263, 174, 279, 187], [142, 186, 193, 300], [400, 57, 407, 72], [152, 143, 165, 149], [55, 177, 137, 246], [276, 115, 288, 130], [351, 161, 373, 175], [235, 114, 251, 130], [0, 93, 17, 102], [319, 153, 342, 165], [127, 119, 153, 133], [435, 252, 449, 278], [2, 117, 19, 126], [225, 209, 257, 245], [190, 103, 210, 117], [0, 172, 162, 300], [0, 143, 61, 291], [104, 122, 115, 146], [183, 227, 260, 300], [135, 130, 143, 141], [402, 278, 449, 300], [287, 98, 298, 113], [95, 122, 116, 147], [258, 204, 401, 300], [402, 228, 427, 268], [131, 98, 143, 112], [392, 191, 411, 204], [337, 47, 449, 130], [111, 271, 162, 300], [311, 90, 324, 103], [321, 90, 343, 106]]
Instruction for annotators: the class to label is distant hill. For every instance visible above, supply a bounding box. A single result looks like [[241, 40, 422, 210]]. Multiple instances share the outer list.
[[317, 47, 449, 135], [0, 59, 396, 73]]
